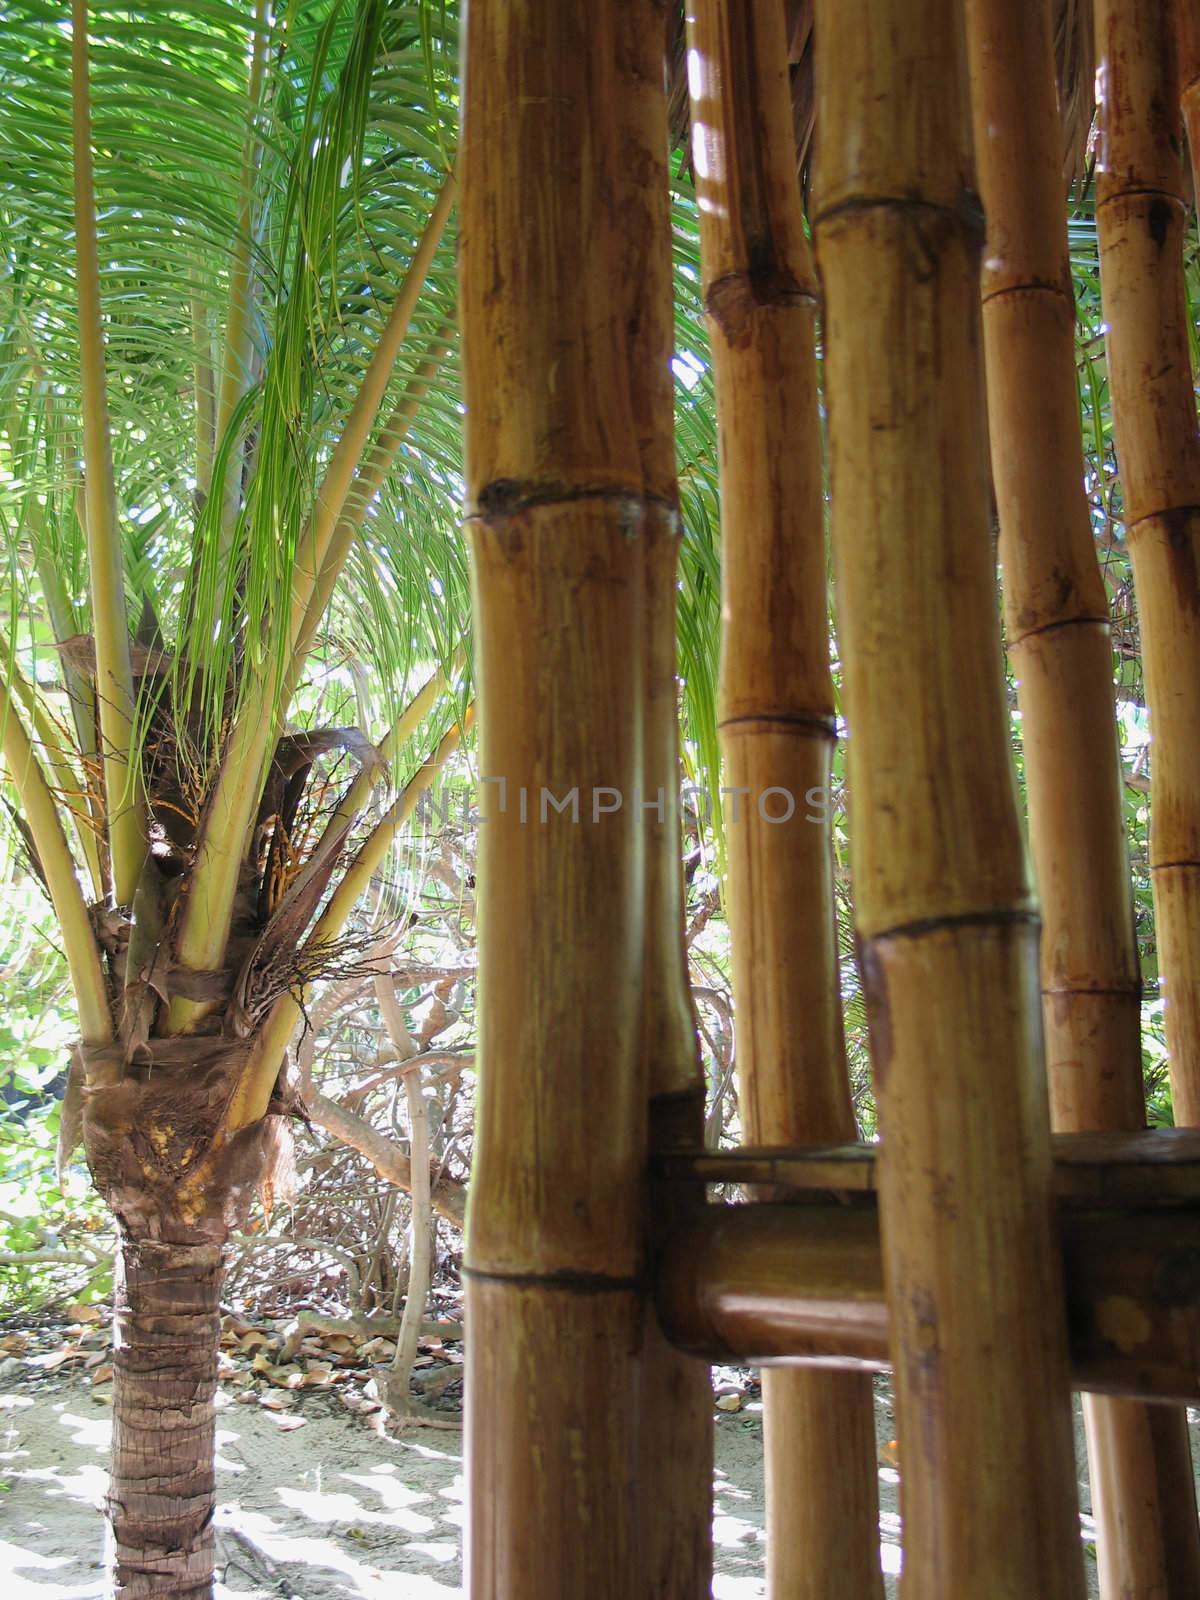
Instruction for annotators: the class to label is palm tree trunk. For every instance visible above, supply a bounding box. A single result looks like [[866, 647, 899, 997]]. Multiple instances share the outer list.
[[616, 5, 714, 1592], [1096, 0, 1200, 1126], [108, 1239, 224, 1599], [460, 2, 650, 1592], [811, 1, 1086, 1592], [965, 0, 1200, 1592], [685, 4, 881, 1595]]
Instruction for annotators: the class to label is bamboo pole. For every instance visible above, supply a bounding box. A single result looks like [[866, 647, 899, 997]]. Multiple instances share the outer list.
[[1095, 1, 1200, 1127], [460, 3, 651, 1593], [1178, 6, 1200, 211], [615, 5, 714, 1592], [685, 3, 881, 1595], [965, 1, 1200, 1592], [71, 0, 147, 904], [811, 3, 1086, 1592], [654, 1198, 1200, 1402]]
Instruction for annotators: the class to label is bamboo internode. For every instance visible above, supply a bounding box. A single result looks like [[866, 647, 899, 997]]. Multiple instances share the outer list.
[[618, 4, 714, 1590], [460, 2, 658, 1593], [1095, 0, 1200, 1139], [686, 1, 881, 1594], [812, 2, 1087, 1592], [965, 0, 1200, 1590]]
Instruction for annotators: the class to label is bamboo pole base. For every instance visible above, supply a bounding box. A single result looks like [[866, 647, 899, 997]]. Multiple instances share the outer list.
[[759, 1368, 882, 1600], [465, 1277, 640, 1599], [637, 1089, 714, 1600], [1082, 1394, 1200, 1596]]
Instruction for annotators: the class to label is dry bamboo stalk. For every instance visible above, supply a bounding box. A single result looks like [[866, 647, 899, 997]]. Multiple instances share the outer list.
[[1096, 2, 1200, 1130], [460, 3, 648, 1593], [686, 3, 881, 1595], [1178, 4, 1200, 201], [812, 2, 1085, 1592], [965, 0, 1200, 1591], [615, 5, 714, 1593]]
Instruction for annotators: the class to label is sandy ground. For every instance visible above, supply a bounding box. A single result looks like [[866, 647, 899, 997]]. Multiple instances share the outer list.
[[3, 1372, 1194, 1596]]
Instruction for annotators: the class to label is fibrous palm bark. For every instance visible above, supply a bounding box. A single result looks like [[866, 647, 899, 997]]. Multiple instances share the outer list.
[[685, 2, 882, 1595], [812, 0, 1087, 1591], [965, 0, 1200, 1592]]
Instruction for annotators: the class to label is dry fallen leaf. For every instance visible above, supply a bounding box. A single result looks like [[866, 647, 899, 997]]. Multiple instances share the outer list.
[[41, 1345, 85, 1372], [91, 1364, 113, 1386], [238, 1330, 274, 1354], [715, 1394, 742, 1413], [258, 1389, 298, 1411], [66, 1303, 102, 1325]]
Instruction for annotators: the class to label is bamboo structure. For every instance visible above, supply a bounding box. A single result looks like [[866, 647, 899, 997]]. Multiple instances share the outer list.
[[965, 0, 1200, 1591], [685, 2, 881, 1594], [654, 1188, 1200, 1401], [811, 0, 1086, 1591], [459, 1, 654, 1591], [617, 4, 714, 1593], [1179, 4, 1200, 202], [1095, 2, 1200, 1131]]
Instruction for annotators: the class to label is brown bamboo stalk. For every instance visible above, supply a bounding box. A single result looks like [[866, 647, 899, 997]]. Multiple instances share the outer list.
[[1178, 4, 1200, 204], [811, 3, 1086, 1592], [965, 3, 1200, 1593], [1096, 2, 1200, 1130], [615, 6, 714, 1592], [686, 3, 882, 1595], [460, 3, 651, 1593]]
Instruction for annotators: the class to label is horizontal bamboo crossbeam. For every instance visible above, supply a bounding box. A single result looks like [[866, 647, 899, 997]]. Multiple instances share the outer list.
[[655, 1199, 1200, 1403], [656, 1129, 1200, 1209]]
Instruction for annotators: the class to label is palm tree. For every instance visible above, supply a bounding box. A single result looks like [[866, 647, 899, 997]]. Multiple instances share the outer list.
[[1, 2, 469, 1590], [0, 5, 727, 1591]]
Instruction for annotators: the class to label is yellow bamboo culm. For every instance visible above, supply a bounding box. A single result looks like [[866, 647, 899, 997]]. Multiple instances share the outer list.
[[617, 4, 714, 1593], [812, 1, 1086, 1592], [1095, 0, 1200, 1129], [459, 2, 653, 1593], [966, 1, 1200, 1593], [685, 2, 882, 1595]]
